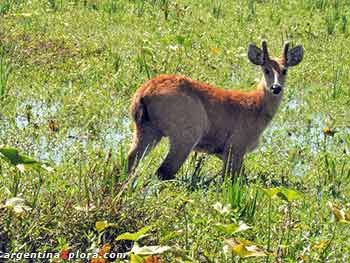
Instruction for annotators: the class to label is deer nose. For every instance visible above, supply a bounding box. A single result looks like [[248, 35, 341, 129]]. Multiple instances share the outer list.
[[271, 84, 282, 95]]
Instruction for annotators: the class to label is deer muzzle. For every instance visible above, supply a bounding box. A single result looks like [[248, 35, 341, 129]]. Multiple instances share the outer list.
[[271, 84, 282, 95]]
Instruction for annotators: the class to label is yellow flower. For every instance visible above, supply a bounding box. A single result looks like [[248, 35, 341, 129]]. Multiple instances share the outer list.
[[210, 47, 221, 55], [323, 127, 336, 136]]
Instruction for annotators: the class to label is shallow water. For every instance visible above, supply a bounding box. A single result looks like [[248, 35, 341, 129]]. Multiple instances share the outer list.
[[15, 99, 61, 129], [260, 97, 345, 177], [3, 96, 348, 173], [1, 99, 132, 164]]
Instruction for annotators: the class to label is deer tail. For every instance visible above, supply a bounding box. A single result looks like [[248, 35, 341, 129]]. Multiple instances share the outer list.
[[131, 94, 149, 125]]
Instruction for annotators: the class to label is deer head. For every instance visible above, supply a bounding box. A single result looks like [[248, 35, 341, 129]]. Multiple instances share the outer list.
[[248, 40, 304, 95]]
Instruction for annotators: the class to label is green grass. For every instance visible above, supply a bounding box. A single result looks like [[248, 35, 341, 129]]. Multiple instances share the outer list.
[[0, 0, 350, 262]]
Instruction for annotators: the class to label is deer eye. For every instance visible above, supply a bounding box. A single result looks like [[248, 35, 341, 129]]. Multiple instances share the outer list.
[[264, 68, 270, 75], [282, 69, 288, 75]]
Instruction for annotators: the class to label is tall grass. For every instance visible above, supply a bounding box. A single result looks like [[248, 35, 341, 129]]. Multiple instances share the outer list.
[[0, 0, 350, 261], [0, 48, 13, 103], [223, 177, 258, 222], [0, 0, 13, 16]]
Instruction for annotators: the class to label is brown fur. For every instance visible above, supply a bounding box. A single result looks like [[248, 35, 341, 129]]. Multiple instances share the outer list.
[[127, 41, 304, 180]]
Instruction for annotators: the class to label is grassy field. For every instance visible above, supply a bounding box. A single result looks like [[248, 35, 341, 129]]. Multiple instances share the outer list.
[[0, 0, 350, 262]]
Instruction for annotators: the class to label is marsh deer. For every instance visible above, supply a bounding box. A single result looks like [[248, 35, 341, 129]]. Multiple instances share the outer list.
[[127, 40, 304, 180]]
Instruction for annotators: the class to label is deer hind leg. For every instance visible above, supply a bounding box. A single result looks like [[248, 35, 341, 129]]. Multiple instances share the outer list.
[[127, 124, 162, 176], [157, 136, 200, 181]]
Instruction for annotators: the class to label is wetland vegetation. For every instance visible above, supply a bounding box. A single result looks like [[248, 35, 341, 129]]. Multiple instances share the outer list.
[[0, 0, 350, 262]]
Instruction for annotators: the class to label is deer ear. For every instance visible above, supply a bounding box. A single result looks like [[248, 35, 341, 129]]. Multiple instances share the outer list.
[[286, 45, 304, 67], [248, 43, 264, 65]]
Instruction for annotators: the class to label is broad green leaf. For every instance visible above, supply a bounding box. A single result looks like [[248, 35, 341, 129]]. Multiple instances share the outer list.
[[130, 254, 143, 263], [260, 188, 280, 199], [328, 202, 350, 224], [179, 197, 194, 204], [2, 197, 31, 215], [345, 209, 350, 221], [95, 221, 118, 232], [278, 187, 302, 202], [95, 221, 109, 232], [131, 244, 171, 256], [328, 202, 345, 222], [0, 147, 53, 172], [225, 238, 267, 258], [116, 226, 152, 241], [260, 187, 302, 202], [312, 240, 329, 251], [0, 147, 36, 166], [214, 222, 250, 235], [213, 202, 230, 214]]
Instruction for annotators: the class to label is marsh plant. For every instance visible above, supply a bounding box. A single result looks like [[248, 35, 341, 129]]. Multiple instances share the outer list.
[[0, 48, 13, 103], [0, 0, 349, 262]]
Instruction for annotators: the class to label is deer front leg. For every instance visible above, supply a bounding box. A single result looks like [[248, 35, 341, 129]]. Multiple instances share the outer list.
[[221, 146, 244, 180]]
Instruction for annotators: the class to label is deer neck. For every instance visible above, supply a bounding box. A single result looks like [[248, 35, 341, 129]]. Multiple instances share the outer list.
[[257, 79, 283, 122]]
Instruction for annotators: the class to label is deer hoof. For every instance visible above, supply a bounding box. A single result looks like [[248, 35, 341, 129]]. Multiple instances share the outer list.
[[157, 167, 175, 181]]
